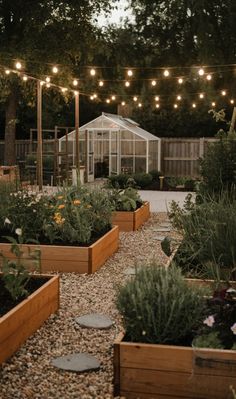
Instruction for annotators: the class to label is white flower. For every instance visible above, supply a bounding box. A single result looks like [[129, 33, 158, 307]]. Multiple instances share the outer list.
[[4, 218, 11, 224], [15, 228, 22, 236], [203, 315, 215, 327], [231, 323, 236, 335]]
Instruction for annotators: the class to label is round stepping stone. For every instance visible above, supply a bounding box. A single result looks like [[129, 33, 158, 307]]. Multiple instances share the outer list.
[[153, 235, 166, 241], [51, 353, 100, 372], [124, 267, 136, 276], [75, 313, 113, 329], [153, 227, 171, 232]]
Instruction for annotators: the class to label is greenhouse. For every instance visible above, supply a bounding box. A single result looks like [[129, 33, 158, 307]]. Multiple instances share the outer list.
[[59, 112, 161, 182]]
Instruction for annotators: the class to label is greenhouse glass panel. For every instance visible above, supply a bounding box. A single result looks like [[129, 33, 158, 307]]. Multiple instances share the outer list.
[[135, 158, 146, 173], [121, 157, 133, 174], [121, 141, 133, 155], [135, 140, 146, 156]]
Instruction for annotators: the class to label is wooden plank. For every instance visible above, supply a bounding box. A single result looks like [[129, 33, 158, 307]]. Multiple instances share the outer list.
[[0, 275, 59, 363], [90, 225, 119, 273], [134, 202, 150, 230], [120, 391, 190, 399], [120, 368, 236, 399], [41, 259, 88, 274], [114, 333, 122, 397]]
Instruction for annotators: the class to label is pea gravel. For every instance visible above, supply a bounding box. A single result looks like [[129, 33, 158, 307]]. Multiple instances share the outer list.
[[0, 212, 178, 399]]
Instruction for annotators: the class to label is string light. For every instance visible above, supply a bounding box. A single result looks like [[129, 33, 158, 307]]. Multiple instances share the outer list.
[[121, 101, 126, 106], [133, 96, 138, 102], [138, 103, 142, 107], [151, 80, 157, 86], [163, 69, 170, 77], [221, 90, 226, 96], [22, 75, 28, 81], [52, 66, 58, 74], [199, 93, 204, 99], [156, 103, 160, 108], [90, 68, 96, 76], [125, 81, 130, 87], [206, 74, 212, 81], [98, 80, 104, 87], [73, 79, 78, 86], [5, 69, 10, 75], [15, 62, 22, 70], [198, 68, 205, 76], [127, 69, 133, 77], [61, 88, 67, 93], [106, 99, 110, 103], [46, 83, 51, 88], [40, 81, 45, 86], [174, 103, 178, 108], [211, 102, 216, 107], [74, 90, 79, 96], [178, 78, 183, 84], [230, 99, 234, 104], [192, 103, 196, 108], [155, 96, 160, 102], [177, 95, 182, 101], [45, 77, 51, 83], [111, 95, 116, 100], [90, 95, 94, 100]]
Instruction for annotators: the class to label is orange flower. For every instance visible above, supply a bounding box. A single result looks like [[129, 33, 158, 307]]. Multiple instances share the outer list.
[[73, 199, 81, 205], [58, 204, 65, 209], [57, 195, 63, 200]]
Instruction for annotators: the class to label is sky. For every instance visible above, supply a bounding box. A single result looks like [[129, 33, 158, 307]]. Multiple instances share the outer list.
[[96, 0, 134, 27]]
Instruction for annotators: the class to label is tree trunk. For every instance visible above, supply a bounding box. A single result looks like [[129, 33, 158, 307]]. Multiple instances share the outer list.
[[4, 87, 18, 165]]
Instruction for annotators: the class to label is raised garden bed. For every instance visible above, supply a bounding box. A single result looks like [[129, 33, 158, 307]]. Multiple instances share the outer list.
[[0, 226, 119, 274], [0, 274, 59, 364], [114, 278, 236, 399], [112, 202, 150, 232]]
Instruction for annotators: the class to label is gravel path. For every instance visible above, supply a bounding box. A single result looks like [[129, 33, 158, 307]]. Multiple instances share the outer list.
[[0, 213, 178, 399]]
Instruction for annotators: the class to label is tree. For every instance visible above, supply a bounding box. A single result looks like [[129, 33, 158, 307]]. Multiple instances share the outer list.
[[0, 0, 114, 164]]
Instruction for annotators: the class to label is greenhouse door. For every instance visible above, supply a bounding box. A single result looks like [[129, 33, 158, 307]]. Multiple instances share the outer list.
[[110, 130, 119, 175], [87, 130, 94, 182]]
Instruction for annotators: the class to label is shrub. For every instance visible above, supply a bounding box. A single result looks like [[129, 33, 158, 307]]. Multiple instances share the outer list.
[[149, 169, 163, 180], [133, 173, 153, 188], [109, 187, 143, 211], [117, 264, 205, 345], [107, 174, 130, 189]]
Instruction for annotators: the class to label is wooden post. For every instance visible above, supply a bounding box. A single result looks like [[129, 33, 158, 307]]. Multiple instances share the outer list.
[[75, 91, 80, 171], [37, 81, 43, 190], [229, 107, 236, 133]]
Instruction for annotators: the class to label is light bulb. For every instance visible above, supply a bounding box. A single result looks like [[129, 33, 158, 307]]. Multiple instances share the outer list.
[[151, 80, 157, 86], [61, 88, 67, 93], [192, 103, 196, 108], [198, 68, 205, 76], [106, 99, 110, 103], [206, 74, 212, 81], [90, 68, 96, 76], [133, 96, 138, 102], [90, 95, 94, 100], [22, 75, 28, 81], [230, 99, 234, 104], [174, 103, 178, 108], [46, 77, 50, 83], [155, 96, 159, 102], [73, 79, 78, 86], [178, 78, 183, 84], [15, 62, 22, 70], [111, 95, 116, 100], [52, 66, 58, 74], [163, 69, 170, 77], [127, 69, 133, 77], [199, 93, 204, 99], [121, 101, 126, 106], [93, 93, 97, 98], [5, 69, 10, 75], [156, 103, 160, 108], [40, 81, 45, 86], [177, 95, 182, 101], [221, 90, 226, 96], [211, 102, 216, 107], [74, 90, 79, 96], [99, 80, 104, 87], [46, 83, 51, 88], [138, 103, 142, 107], [125, 81, 130, 87]]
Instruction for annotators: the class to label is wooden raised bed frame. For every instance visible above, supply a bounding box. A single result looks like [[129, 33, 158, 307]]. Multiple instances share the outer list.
[[0, 225, 119, 274], [114, 279, 236, 399], [112, 201, 150, 232], [0, 274, 59, 364]]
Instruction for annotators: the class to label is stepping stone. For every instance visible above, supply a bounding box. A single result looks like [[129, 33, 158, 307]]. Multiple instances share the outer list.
[[160, 223, 171, 228], [153, 235, 166, 241], [51, 353, 100, 372], [124, 267, 136, 276], [153, 227, 171, 232], [75, 313, 113, 329]]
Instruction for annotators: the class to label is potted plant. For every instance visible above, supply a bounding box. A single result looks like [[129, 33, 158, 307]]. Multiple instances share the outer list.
[[0, 231, 59, 364], [0, 185, 119, 274], [114, 264, 236, 399], [110, 183, 150, 231]]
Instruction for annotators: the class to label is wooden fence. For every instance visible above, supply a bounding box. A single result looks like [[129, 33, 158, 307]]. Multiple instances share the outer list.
[[0, 137, 218, 178]]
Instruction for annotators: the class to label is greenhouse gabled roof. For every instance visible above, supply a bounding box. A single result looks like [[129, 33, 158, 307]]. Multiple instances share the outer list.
[[78, 113, 160, 141]]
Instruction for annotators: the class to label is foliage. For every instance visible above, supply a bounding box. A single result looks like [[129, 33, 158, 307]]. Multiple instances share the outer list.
[[0, 233, 41, 301], [107, 172, 153, 189], [168, 192, 236, 279], [109, 187, 143, 211], [117, 264, 206, 344]]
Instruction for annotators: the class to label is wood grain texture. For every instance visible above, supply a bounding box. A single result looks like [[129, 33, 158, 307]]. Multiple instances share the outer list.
[[0, 274, 59, 364], [112, 202, 150, 231]]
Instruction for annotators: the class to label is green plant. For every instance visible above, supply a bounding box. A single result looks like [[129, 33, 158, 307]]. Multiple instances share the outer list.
[[192, 331, 224, 349], [0, 231, 41, 301], [149, 169, 163, 180], [107, 174, 131, 189], [109, 187, 143, 211], [117, 264, 206, 344], [132, 173, 153, 188]]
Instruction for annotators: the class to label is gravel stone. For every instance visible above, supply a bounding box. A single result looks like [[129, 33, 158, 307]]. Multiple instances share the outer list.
[[75, 314, 114, 330], [0, 212, 179, 399]]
